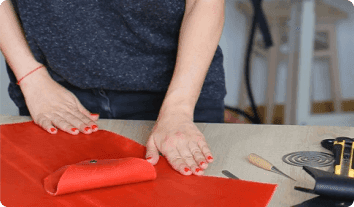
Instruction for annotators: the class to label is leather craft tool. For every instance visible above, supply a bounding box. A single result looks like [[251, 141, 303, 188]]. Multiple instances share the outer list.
[[294, 166, 354, 201], [248, 153, 296, 181], [282, 151, 334, 167], [293, 138, 354, 206], [321, 137, 354, 178], [222, 170, 239, 180]]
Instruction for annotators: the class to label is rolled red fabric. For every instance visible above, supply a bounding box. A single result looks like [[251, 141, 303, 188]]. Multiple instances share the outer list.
[[44, 158, 156, 196]]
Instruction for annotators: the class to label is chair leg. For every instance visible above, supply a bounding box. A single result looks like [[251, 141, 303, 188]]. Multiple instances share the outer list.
[[266, 22, 280, 124], [285, 1, 302, 125], [328, 24, 342, 113]]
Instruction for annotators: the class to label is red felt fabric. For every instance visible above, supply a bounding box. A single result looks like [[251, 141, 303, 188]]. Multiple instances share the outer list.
[[44, 158, 157, 196], [1, 121, 277, 207]]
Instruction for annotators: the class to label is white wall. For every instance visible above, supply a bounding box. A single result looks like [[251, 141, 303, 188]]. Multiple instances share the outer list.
[[1, 0, 354, 117], [327, 0, 354, 99], [219, 0, 249, 107], [0, 52, 18, 116]]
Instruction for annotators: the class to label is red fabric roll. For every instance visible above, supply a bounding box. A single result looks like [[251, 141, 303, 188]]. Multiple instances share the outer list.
[[1, 121, 278, 207], [44, 158, 157, 195]]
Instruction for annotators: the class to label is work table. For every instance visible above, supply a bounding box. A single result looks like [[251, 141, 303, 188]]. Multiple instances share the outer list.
[[1, 115, 353, 206]]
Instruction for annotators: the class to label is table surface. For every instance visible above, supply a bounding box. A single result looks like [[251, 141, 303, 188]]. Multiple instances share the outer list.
[[2, 115, 354, 206]]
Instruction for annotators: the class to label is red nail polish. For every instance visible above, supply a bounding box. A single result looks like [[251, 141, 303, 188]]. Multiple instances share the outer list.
[[85, 127, 91, 132], [91, 113, 99, 116], [196, 168, 201, 173], [91, 125, 98, 130], [207, 156, 213, 160], [200, 161, 205, 165], [71, 128, 78, 132], [146, 157, 152, 160], [50, 128, 56, 132], [184, 168, 190, 172]]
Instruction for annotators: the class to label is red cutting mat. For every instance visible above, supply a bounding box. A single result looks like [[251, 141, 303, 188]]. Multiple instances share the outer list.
[[1, 121, 277, 207]]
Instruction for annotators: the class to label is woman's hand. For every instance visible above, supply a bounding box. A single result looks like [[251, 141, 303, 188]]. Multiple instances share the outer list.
[[143, 0, 223, 175], [145, 110, 214, 176], [20, 67, 99, 135]]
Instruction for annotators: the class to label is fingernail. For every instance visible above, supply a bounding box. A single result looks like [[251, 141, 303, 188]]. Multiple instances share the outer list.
[[50, 128, 56, 133], [84, 127, 91, 132], [71, 128, 78, 132], [207, 156, 213, 160], [184, 167, 190, 172], [91, 113, 99, 116], [196, 168, 202, 173], [200, 161, 208, 167], [146, 157, 152, 160], [91, 125, 98, 130]]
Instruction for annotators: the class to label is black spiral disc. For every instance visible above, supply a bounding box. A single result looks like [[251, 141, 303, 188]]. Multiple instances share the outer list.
[[282, 151, 334, 167]]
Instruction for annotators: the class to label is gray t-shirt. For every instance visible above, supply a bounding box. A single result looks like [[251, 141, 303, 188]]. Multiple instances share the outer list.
[[7, 0, 226, 109]]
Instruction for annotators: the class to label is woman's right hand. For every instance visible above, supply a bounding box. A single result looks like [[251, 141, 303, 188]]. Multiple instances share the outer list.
[[1, 1, 98, 135], [19, 66, 99, 135]]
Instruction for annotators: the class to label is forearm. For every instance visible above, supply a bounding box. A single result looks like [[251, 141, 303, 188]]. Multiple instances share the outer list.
[[0, 0, 50, 87], [160, 0, 225, 117]]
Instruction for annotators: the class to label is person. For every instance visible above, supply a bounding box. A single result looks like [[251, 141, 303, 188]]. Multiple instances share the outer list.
[[0, 0, 226, 176]]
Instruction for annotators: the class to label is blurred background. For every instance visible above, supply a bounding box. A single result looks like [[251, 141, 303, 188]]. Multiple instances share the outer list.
[[221, 0, 354, 126], [1, 0, 353, 126]]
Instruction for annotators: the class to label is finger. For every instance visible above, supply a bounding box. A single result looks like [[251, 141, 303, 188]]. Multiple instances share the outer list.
[[70, 108, 98, 134], [56, 111, 92, 135], [74, 98, 99, 131], [35, 113, 58, 134], [145, 135, 160, 165], [164, 147, 192, 176], [66, 110, 99, 135], [50, 113, 81, 135], [177, 143, 203, 176], [198, 139, 214, 163], [189, 140, 208, 170]]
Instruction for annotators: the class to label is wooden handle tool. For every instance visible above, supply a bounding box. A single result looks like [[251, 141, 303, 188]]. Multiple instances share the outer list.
[[248, 153, 296, 181]]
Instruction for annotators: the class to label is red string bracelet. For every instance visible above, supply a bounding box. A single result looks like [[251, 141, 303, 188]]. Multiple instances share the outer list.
[[16, 65, 45, 85]]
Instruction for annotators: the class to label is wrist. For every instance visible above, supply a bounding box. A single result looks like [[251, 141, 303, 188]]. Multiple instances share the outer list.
[[19, 65, 52, 91], [159, 98, 195, 121], [159, 88, 200, 118]]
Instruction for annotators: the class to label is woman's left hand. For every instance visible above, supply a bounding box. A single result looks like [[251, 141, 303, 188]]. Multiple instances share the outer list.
[[145, 110, 213, 176]]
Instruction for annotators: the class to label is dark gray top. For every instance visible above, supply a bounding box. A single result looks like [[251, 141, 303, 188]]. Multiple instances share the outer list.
[[7, 0, 226, 109]]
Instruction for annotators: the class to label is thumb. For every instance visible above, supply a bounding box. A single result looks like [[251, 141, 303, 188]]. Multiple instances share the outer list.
[[145, 135, 160, 165], [75, 97, 99, 121]]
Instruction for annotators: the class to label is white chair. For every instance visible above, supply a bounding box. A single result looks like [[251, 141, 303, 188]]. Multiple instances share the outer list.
[[236, 0, 350, 125], [292, 0, 354, 126]]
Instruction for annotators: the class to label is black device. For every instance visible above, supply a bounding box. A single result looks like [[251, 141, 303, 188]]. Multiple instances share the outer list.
[[293, 137, 354, 206], [321, 137, 354, 178]]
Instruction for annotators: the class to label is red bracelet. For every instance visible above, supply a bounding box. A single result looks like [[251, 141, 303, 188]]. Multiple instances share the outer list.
[[16, 65, 44, 85]]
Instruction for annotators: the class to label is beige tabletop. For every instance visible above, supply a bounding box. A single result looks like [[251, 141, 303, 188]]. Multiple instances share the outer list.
[[1, 115, 354, 206]]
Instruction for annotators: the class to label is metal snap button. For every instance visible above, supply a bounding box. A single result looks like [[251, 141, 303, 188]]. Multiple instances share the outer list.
[[90, 160, 97, 163]]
